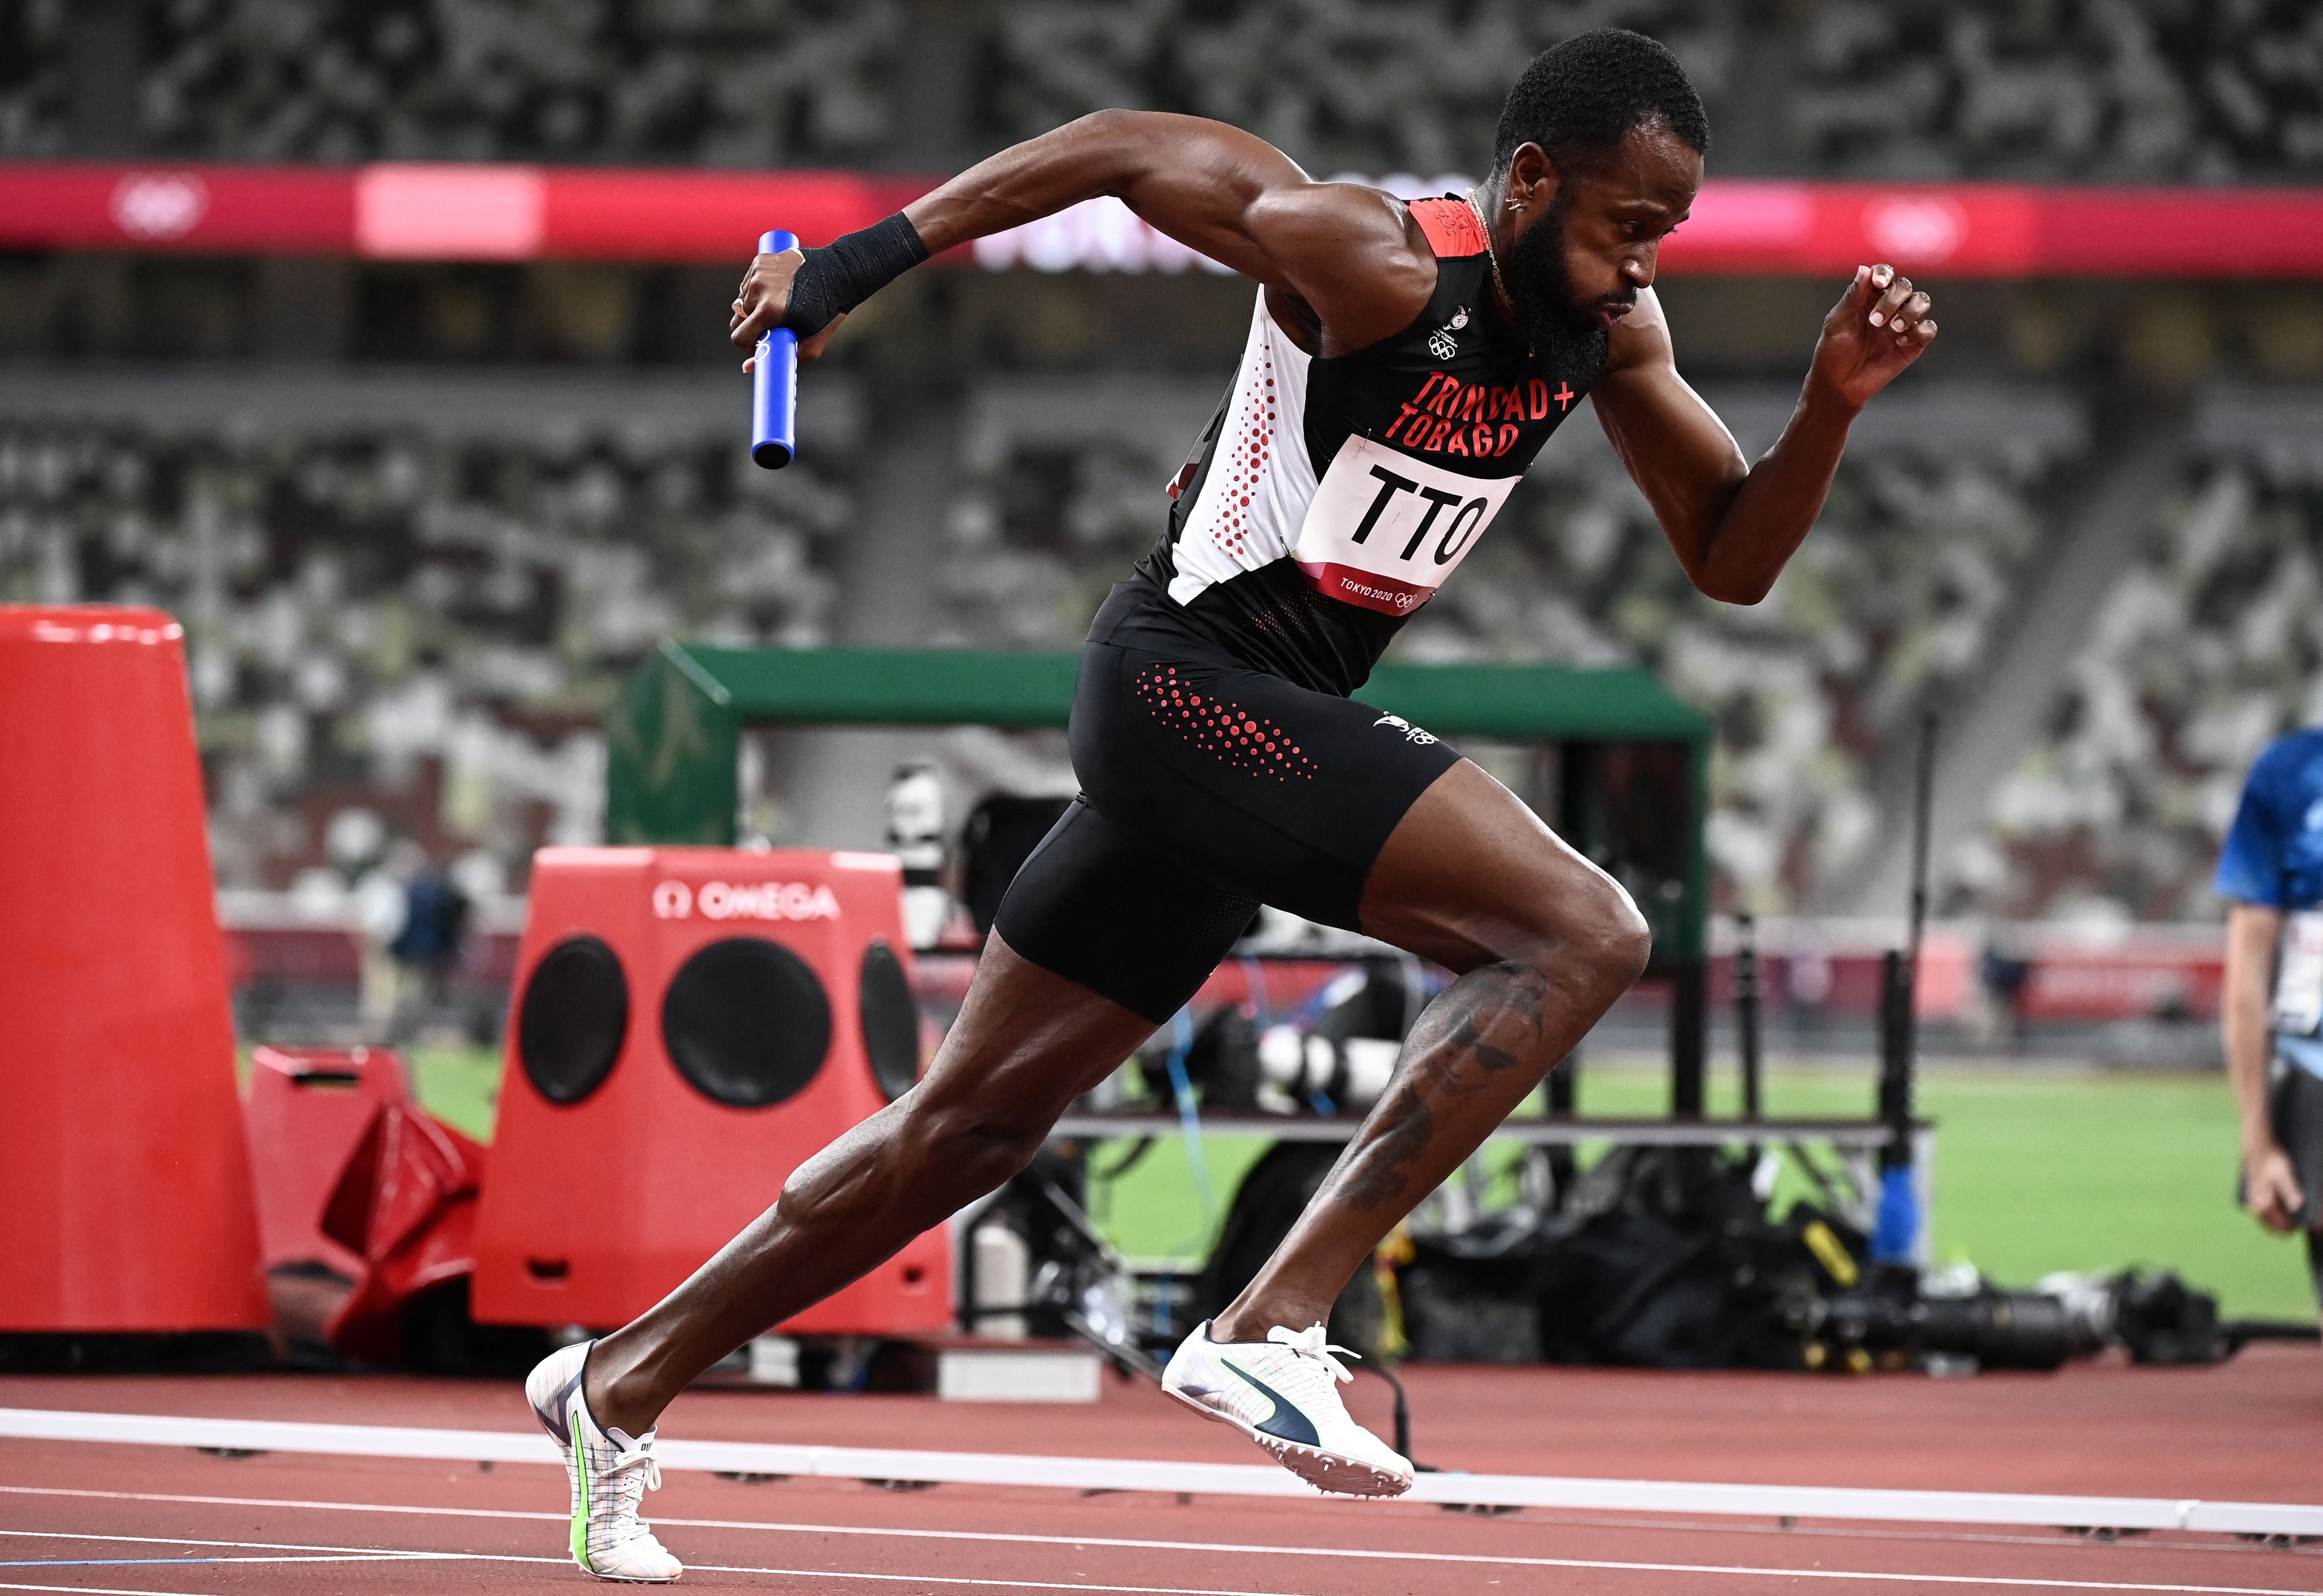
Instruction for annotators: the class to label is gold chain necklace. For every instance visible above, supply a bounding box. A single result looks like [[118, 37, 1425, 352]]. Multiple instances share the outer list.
[[1465, 188, 1528, 354]]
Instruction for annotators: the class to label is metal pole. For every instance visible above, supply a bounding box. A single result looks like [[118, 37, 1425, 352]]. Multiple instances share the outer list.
[[1735, 911, 1762, 1121], [1877, 949, 1911, 1151], [1907, 708, 1936, 976], [1873, 711, 1938, 1263], [1671, 957, 1706, 1119]]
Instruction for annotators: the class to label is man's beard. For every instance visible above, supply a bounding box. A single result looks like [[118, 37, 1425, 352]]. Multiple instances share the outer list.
[[1501, 193, 1617, 375]]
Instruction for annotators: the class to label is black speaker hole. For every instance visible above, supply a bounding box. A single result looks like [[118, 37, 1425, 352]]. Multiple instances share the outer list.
[[859, 938, 921, 1101], [517, 935, 630, 1106], [662, 936, 832, 1109]]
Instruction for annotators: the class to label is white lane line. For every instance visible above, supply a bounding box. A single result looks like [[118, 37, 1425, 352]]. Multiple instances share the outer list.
[[0, 1487, 560, 1527], [0, 1534, 1304, 1596], [0, 1580, 1302, 1596], [4, 1482, 2287, 1565], [692, 1571, 1301, 1596], [0, 1529, 449, 1560], [0, 1559, 433, 1567], [7, 1406, 2315, 1537], [0, 1492, 2315, 1596]]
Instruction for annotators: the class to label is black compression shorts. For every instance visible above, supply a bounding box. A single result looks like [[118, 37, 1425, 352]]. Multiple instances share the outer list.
[[2264, 1062, 2323, 1305], [994, 580, 1461, 1023]]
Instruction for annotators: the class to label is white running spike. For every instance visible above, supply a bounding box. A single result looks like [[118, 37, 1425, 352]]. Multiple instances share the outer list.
[[525, 1341, 684, 1583], [1159, 1321, 1414, 1498]]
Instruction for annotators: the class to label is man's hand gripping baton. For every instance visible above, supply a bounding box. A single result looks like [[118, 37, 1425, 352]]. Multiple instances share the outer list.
[[750, 229, 799, 469]]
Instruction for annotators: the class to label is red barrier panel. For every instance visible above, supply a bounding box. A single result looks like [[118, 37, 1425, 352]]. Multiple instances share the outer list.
[[0, 606, 266, 1332], [2019, 945, 2225, 1024], [242, 1046, 411, 1278], [320, 1099, 487, 1362], [472, 847, 950, 1335]]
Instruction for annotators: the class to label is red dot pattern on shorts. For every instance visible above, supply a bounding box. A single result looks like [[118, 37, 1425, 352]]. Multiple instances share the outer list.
[[1135, 665, 1314, 782], [1214, 351, 1277, 559]]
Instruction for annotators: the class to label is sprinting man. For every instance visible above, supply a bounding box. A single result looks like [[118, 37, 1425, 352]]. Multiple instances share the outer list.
[[2216, 731, 2323, 1334], [527, 28, 1938, 1580]]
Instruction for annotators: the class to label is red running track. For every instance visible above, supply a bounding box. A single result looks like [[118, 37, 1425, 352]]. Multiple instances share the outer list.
[[0, 1350, 2318, 1595]]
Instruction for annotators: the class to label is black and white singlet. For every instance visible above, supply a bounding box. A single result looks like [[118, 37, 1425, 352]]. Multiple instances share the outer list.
[[994, 197, 1610, 1022], [1138, 196, 1606, 696]]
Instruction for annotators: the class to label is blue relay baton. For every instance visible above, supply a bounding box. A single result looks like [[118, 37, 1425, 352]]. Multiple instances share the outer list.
[[750, 228, 799, 469]]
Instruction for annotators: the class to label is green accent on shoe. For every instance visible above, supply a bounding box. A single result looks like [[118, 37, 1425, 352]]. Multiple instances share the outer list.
[[569, 1408, 592, 1572]]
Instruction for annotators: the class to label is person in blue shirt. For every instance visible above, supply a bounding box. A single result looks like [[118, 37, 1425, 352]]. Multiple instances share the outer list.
[[2215, 727, 2323, 1321]]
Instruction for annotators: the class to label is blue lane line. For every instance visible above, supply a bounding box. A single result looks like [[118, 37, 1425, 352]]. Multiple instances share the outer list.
[[0, 1559, 227, 1567]]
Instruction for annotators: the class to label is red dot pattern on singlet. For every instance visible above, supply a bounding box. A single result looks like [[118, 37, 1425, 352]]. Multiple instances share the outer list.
[[1135, 665, 1314, 781], [1216, 351, 1276, 558]]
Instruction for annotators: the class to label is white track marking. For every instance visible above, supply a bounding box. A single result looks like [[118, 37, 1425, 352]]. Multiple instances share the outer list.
[[688, 1570, 1302, 1596], [0, 1583, 1300, 1596], [3, 1483, 2291, 1565], [0, 1584, 1258, 1596], [0, 1486, 560, 1524], [0, 1559, 429, 1567], [0, 1487, 558, 1526], [5, 1406, 2318, 1536], [0, 1492, 2316, 1596], [0, 1529, 449, 1560], [0, 1535, 1304, 1596]]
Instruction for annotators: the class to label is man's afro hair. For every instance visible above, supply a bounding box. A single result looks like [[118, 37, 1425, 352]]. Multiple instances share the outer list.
[[1493, 28, 1708, 173]]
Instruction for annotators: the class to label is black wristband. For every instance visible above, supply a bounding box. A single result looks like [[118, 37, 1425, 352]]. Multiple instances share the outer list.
[[779, 211, 928, 339]]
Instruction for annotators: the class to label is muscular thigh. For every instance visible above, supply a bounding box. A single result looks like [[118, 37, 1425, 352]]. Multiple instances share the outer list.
[[993, 795, 1262, 1026], [1010, 629, 1621, 1024], [1360, 757, 1643, 974], [909, 929, 1159, 1129], [1071, 640, 1460, 930]]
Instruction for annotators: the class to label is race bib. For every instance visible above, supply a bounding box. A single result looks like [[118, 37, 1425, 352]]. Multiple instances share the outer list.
[[2274, 909, 2323, 1035], [1292, 436, 1519, 616]]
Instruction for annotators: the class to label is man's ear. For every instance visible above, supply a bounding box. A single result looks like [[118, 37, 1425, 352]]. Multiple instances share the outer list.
[[1504, 142, 1561, 213]]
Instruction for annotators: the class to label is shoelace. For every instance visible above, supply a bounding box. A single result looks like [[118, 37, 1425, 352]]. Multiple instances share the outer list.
[[596, 1442, 665, 1556], [603, 1440, 664, 1495], [1266, 1323, 1360, 1385]]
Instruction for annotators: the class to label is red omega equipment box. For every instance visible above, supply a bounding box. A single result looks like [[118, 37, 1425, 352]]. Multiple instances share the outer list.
[[0, 606, 268, 1332], [472, 846, 948, 1333]]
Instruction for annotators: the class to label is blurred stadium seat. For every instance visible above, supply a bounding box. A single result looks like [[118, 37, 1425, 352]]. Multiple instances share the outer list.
[[7, 1, 2319, 1035], [2, 0, 901, 165], [1971, 387, 2323, 924], [923, 372, 2086, 911], [11, 367, 2097, 921], [11, 2, 2323, 181], [0, 368, 860, 892], [936, 376, 1220, 650], [1792, 1, 2323, 183]]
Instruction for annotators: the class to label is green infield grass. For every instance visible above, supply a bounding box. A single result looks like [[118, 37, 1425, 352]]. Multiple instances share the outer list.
[[396, 1044, 2318, 1321]]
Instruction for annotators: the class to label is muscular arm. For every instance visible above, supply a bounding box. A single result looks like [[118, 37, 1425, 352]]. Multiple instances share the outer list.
[[2225, 902, 2305, 1232], [1594, 264, 1936, 605], [734, 110, 1434, 359]]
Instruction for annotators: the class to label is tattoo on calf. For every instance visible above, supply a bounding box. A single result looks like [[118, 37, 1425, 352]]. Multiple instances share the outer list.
[[1334, 964, 1556, 1211], [1343, 1090, 1435, 1210], [1447, 1014, 1524, 1075], [1439, 962, 1550, 1080]]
